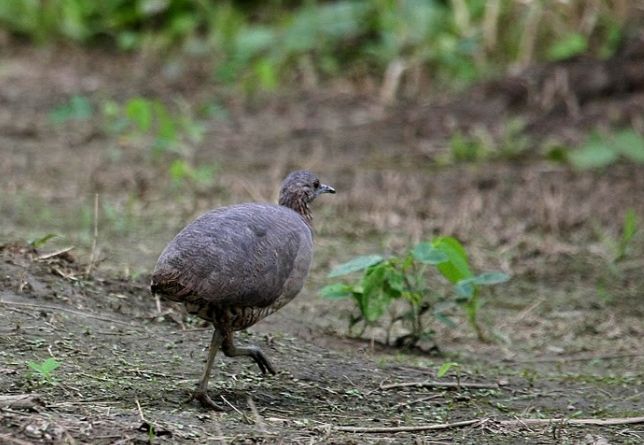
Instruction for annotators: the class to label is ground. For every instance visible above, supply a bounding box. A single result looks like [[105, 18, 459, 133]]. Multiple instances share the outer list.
[[0, 42, 643, 444]]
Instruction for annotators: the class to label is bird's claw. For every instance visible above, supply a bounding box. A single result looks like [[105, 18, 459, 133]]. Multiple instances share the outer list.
[[183, 390, 225, 411], [252, 351, 276, 375]]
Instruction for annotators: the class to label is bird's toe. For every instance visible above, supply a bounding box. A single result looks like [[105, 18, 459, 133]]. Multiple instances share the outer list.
[[184, 390, 225, 411]]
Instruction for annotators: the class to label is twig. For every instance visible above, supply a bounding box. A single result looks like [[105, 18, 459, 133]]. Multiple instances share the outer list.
[[85, 193, 99, 277], [333, 416, 644, 434], [220, 395, 248, 421], [380, 380, 500, 391], [0, 300, 131, 326], [135, 398, 148, 424], [334, 419, 481, 433], [37, 246, 75, 261], [393, 394, 443, 410]]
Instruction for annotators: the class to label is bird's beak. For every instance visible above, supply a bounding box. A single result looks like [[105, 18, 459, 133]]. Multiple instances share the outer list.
[[318, 184, 336, 195]]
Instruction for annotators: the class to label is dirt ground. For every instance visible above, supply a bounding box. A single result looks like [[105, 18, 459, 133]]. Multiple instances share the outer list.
[[1, 40, 643, 444]]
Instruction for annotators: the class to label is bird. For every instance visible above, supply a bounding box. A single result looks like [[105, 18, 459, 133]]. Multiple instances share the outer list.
[[150, 170, 335, 409]]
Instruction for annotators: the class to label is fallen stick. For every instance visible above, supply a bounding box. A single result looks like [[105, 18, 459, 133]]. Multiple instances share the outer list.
[[380, 380, 500, 390], [334, 419, 481, 433], [333, 416, 644, 433], [37, 246, 75, 261]]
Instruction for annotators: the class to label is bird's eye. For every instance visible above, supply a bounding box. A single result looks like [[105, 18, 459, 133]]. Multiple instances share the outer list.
[[313, 179, 320, 189]]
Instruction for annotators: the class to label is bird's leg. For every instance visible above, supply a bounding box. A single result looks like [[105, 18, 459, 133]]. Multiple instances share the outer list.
[[185, 328, 225, 410], [222, 332, 276, 375]]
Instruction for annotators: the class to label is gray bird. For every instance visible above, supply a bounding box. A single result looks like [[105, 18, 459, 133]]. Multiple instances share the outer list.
[[151, 170, 335, 409]]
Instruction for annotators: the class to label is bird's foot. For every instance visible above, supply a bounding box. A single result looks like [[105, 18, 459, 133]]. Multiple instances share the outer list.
[[183, 390, 224, 411], [251, 349, 276, 375]]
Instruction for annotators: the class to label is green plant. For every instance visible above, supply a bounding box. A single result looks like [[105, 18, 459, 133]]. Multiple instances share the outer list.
[[27, 357, 60, 383], [437, 361, 461, 389], [441, 119, 530, 165], [102, 96, 215, 188], [568, 129, 644, 170], [49, 95, 93, 124], [168, 159, 217, 188], [321, 236, 509, 346], [103, 97, 204, 154], [615, 209, 638, 262], [0, 1, 632, 93], [29, 233, 61, 248]]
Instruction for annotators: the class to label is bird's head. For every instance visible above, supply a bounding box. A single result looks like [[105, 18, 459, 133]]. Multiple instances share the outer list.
[[278, 170, 335, 220]]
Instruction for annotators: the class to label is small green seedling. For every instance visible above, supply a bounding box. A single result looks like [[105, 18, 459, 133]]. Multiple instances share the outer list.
[[615, 208, 638, 262], [49, 95, 93, 124], [437, 361, 461, 389], [29, 233, 61, 248], [27, 357, 61, 383], [321, 236, 510, 346]]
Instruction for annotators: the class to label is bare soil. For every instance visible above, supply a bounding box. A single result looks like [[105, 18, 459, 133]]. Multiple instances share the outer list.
[[1, 40, 643, 444]]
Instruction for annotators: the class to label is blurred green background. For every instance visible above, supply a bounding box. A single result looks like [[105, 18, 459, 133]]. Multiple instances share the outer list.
[[0, 0, 636, 92]]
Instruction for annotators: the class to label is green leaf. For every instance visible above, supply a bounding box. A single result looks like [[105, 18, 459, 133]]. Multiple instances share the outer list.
[[613, 130, 644, 163], [471, 272, 510, 285], [455, 279, 476, 300], [437, 361, 459, 378], [434, 311, 456, 328], [254, 58, 279, 91], [125, 98, 153, 132], [361, 263, 391, 322], [320, 283, 353, 299], [616, 208, 638, 261], [29, 233, 60, 248], [412, 242, 449, 264], [568, 138, 618, 170], [49, 95, 93, 124], [28, 358, 60, 378], [328, 255, 384, 277], [384, 267, 405, 295], [431, 236, 472, 283], [547, 33, 588, 61], [622, 208, 638, 242], [169, 159, 189, 183]]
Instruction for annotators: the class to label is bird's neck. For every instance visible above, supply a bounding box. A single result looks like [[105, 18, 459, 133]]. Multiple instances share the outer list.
[[279, 194, 313, 227]]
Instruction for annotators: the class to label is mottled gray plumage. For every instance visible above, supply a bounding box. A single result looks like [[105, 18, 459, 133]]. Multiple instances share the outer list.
[[151, 170, 335, 410]]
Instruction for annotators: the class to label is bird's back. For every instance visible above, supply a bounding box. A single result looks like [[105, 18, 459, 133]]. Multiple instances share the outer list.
[[152, 203, 313, 310]]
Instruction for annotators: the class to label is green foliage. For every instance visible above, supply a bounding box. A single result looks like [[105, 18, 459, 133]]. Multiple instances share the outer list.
[[27, 357, 60, 383], [0, 1, 632, 92], [168, 159, 216, 187], [547, 33, 588, 61], [568, 129, 644, 170], [437, 361, 460, 378], [321, 237, 510, 346], [443, 120, 531, 165], [103, 96, 204, 153], [328, 255, 384, 278], [29, 233, 61, 248], [49, 95, 93, 124], [615, 209, 638, 263], [102, 96, 215, 188]]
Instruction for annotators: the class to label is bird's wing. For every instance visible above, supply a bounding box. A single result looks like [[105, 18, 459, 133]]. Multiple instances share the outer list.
[[152, 204, 311, 308]]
